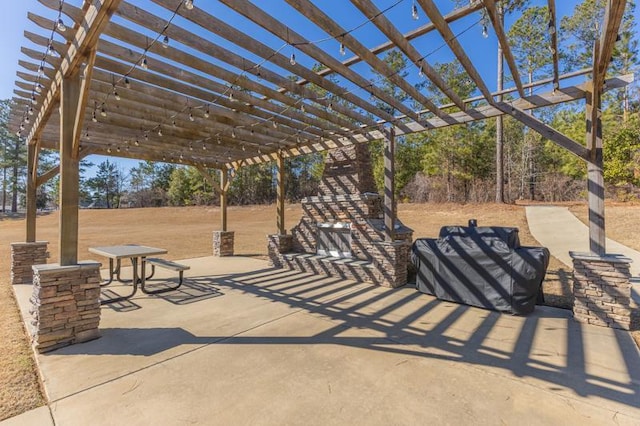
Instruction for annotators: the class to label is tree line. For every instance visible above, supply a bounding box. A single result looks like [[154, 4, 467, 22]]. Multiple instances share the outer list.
[[1, 0, 638, 211]]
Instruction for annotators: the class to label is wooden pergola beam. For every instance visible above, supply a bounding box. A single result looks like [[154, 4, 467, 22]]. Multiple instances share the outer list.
[[350, 0, 465, 111], [286, 0, 442, 121], [547, 0, 560, 90], [417, 0, 493, 101], [482, 0, 526, 98], [25, 0, 123, 145], [596, 0, 627, 86]]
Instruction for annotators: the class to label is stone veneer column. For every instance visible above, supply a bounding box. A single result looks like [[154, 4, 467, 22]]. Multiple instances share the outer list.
[[30, 261, 102, 353], [11, 241, 49, 285], [372, 241, 410, 288], [570, 251, 634, 330], [213, 231, 235, 257], [267, 234, 292, 268]]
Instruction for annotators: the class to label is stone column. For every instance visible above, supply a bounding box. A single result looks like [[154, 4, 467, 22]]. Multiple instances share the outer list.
[[10, 241, 49, 285], [213, 231, 234, 257], [570, 252, 633, 330], [30, 261, 102, 353], [372, 241, 410, 288], [267, 234, 292, 268]]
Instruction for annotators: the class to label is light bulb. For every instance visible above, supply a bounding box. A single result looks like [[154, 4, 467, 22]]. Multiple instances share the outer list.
[[272, 120, 278, 129], [145, 133, 149, 141], [24, 116, 30, 123], [47, 43, 56, 56], [482, 25, 488, 38], [328, 102, 333, 111], [172, 120, 177, 127], [162, 35, 169, 48], [189, 143, 193, 151], [134, 139, 139, 146], [202, 144, 206, 150], [339, 42, 346, 56], [35, 83, 43, 93], [548, 20, 556, 35], [189, 112, 195, 121], [116, 146, 121, 152], [107, 147, 112, 153], [300, 104, 305, 113], [290, 53, 296, 66], [92, 111, 97, 122], [418, 64, 424, 78], [124, 77, 131, 88], [56, 18, 66, 32], [100, 106, 107, 117], [184, 0, 194, 10], [242, 145, 246, 151], [229, 91, 234, 101], [412, 3, 419, 20], [204, 106, 210, 118], [141, 56, 148, 70], [20, 124, 25, 131], [28, 107, 34, 116], [231, 129, 236, 138], [158, 128, 163, 136], [38, 65, 44, 76], [114, 89, 120, 101]]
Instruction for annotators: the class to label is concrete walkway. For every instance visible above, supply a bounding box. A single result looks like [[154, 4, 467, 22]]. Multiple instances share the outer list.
[[4, 255, 640, 425], [526, 205, 640, 303], [526, 205, 640, 276]]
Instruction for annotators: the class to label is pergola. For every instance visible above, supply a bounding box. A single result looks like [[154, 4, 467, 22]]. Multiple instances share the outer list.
[[9, 0, 631, 268]]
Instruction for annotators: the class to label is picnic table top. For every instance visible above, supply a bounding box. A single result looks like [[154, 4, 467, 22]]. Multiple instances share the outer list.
[[88, 245, 167, 259]]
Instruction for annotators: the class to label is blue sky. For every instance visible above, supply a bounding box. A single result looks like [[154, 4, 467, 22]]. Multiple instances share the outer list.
[[1, 0, 637, 177]]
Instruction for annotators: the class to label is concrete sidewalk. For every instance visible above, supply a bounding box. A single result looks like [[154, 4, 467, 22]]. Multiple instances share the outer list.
[[526, 205, 640, 276], [526, 205, 640, 303], [4, 255, 640, 425]]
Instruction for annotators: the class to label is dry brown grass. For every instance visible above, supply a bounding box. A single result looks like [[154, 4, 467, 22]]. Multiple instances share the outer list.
[[0, 202, 632, 419]]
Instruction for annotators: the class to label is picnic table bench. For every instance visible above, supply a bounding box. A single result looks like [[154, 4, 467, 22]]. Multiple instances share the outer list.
[[145, 258, 190, 293]]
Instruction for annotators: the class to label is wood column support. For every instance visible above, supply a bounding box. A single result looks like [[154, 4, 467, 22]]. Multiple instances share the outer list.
[[26, 142, 38, 242], [276, 152, 286, 235], [383, 128, 396, 242], [219, 169, 228, 232], [59, 73, 82, 266]]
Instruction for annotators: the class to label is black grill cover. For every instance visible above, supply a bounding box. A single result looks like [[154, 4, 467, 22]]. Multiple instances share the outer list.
[[411, 226, 549, 315]]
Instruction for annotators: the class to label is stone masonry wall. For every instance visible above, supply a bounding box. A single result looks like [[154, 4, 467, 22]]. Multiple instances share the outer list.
[[571, 252, 633, 330], [30, 262, 102, 353], [213, 231, 235, 257], [11, 241, 49, 285]]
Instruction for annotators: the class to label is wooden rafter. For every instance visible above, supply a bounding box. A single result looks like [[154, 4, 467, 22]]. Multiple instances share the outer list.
[[482, 0, 525, 98], [547, 0, 560, 90], [25, 0, 123, 145], [596, 0, 627, 86], [417, 0, 493, 101]]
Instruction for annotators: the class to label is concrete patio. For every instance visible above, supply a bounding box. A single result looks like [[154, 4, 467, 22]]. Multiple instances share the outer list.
[[8, 255, 640, 425]]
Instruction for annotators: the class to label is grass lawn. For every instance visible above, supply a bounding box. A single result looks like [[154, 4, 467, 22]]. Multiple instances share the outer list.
[[0, 202, 638, 420]]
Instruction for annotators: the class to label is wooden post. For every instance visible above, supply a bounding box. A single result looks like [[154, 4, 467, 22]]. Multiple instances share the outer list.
[[26, 142, 37, 242], [219, 169, 228, 232], [276, 152, 286, 235], [383, 128, 396, 242], [59, 73, 82, 266], [586, 79, 606, 256]]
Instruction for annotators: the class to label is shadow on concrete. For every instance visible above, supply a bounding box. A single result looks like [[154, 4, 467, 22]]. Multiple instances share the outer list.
[[54, 266, 640, 409]]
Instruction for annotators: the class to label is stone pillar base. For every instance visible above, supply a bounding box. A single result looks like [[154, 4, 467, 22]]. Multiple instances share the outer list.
[[31, 261, 102, 353], [372, 241, 410, 288], [213, 231, 234, 257], [570, 251, 633, 330], [268, 234, 292, 268], [11, 241, 49, 285]]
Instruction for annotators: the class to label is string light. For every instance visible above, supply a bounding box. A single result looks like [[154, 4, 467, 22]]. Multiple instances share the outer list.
[[482, 25, 488, 38], [184, 0, 194, 10], [37, 65, 44, 76], [124, 77, 131, 89], [158, 127, 163, 136], [204, 105, 210, 118], [411, 1, 419, 20], [113, 86, 121, 101], [35, 83, 44, 93], [189, 108, 195, 121], [339, 42, 346, 56], [289, 52, 296, 66], [92, 111, 97, 122], [548, 20, 556, 35], [28, 107, 34, 116], [141, 55, 148, 70], [418, 63, 424, 78], [100, 104, 107, 117], [162, 35, 170, 48], [56, 18, 66, 32]]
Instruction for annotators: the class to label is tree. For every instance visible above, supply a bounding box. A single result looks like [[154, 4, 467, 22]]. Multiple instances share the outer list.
[[0, 99, 26, 212], [85, 159, 124, 208]]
